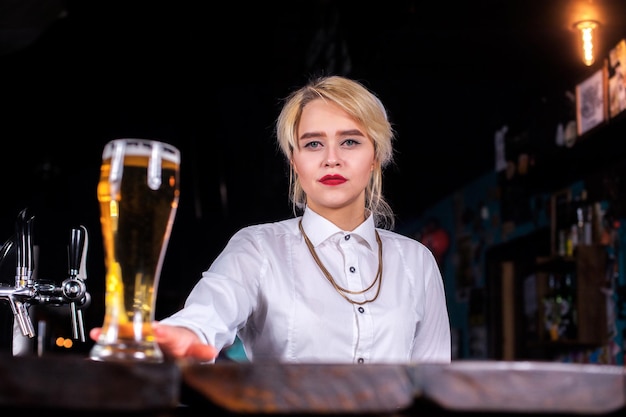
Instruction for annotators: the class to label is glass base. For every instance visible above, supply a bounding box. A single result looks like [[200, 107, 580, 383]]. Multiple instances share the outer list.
[[89, 340, 164, 363]]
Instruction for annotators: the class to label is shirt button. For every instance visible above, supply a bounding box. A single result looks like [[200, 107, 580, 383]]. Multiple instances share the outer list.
[[349, 266, 356, 273], [357, 358, 364, 364], [344, 234, 351, 241], [358, 307, 365, 313]]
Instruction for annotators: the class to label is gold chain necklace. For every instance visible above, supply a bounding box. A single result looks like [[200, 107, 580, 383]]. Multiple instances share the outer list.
[[299, 220, 383, 305]]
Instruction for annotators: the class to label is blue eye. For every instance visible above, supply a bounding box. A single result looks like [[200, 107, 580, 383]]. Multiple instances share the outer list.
[[304, 141, 321, 149]]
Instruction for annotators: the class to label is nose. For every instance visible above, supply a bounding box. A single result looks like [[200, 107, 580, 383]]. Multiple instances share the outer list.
[[325, 147, 340, 167]]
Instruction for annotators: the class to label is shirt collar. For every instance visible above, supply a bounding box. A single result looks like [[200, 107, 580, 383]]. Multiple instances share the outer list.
[[300, 206, 378, 251]]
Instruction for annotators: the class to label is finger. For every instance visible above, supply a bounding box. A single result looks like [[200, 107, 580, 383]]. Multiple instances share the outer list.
[[153, 323, 174, 341], [186, 343, 218, 361], [89, 327, 101, 341]]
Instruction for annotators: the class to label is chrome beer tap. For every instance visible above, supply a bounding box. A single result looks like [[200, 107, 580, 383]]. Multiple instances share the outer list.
[[0, 209, 91, 354], [12, 209, 36, 338], [64, 226, 89, 341]]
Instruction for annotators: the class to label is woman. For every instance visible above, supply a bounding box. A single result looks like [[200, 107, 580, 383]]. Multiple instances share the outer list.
[[92, 75, 451, 363]]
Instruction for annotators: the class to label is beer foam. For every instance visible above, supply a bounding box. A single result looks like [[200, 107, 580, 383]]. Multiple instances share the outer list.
[[102, 138, 180, 164]]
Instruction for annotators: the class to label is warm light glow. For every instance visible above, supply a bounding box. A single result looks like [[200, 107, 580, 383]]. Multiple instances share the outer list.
[[575, 20, 600, 66], [55, 337, 74, 348]]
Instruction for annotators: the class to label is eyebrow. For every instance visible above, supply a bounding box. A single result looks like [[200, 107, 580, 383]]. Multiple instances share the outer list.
[[299, 129, 365, 140], [339, 129, 366, 137], [299, 131, 325, 140]]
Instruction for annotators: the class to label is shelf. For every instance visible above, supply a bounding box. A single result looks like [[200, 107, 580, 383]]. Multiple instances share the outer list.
[[520, 114, 626, 195], [535, 245, 609, 347]]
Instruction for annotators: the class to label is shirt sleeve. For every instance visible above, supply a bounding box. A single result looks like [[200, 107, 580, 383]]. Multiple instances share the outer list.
[[411, 247, 452, 363], [159, 226, 265, 351]]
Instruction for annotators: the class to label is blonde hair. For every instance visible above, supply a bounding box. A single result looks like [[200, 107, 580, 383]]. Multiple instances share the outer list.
[[276, 75, 396, 229]]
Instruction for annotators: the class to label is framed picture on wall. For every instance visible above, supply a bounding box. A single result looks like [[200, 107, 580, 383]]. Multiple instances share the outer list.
[[576, 65, 608, 137], [608, 39, 626, 119]]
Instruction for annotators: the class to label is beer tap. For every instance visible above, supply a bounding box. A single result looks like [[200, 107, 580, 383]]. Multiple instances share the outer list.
[[11, 209, 36, 338], [0, 209, 91, 352], [63, 226, 89, 342]]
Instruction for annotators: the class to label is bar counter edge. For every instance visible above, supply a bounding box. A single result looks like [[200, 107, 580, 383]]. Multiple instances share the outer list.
[[0, 353, 624, 416]]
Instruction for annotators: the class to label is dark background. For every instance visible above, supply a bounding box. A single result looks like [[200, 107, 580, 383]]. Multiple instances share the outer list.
[[2, 0, 626, 350]]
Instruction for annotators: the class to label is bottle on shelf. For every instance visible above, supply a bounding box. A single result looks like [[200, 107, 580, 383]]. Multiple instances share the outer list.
[[543, 274, 561, 341], [560, 272, 578, 340]]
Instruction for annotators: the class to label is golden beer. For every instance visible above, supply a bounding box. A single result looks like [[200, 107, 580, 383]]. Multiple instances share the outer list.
[[90, 139, 180, 362]]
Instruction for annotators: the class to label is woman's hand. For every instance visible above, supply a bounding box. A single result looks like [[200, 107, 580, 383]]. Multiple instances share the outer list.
[[89, 323, 218, 361], [153, 322, 218, 361]]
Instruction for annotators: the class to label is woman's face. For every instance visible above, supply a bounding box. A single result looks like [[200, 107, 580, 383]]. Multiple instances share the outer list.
[[292, 99, 376, 218]]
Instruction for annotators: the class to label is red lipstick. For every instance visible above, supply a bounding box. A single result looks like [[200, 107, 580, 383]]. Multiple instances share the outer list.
[[320, 175, 347, 185]]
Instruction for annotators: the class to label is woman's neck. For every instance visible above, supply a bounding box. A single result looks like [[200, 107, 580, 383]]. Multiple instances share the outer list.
[[307, 205, 366, 231]]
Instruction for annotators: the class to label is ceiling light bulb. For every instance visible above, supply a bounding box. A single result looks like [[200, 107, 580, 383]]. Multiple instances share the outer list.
[[574, 20, 600, 66]]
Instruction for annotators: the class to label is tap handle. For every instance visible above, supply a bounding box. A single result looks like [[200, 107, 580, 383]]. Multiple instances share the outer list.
[[15, 209, 35, 287], [0, 235, 14, 270], [68, 226, 87, 279], [65, 225, 89, 341], [15, 210, 26, 272], [25, 213, 34, 274]]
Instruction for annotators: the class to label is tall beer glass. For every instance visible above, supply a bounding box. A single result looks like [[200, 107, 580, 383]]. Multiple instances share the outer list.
[[90, 138, 180, 362]]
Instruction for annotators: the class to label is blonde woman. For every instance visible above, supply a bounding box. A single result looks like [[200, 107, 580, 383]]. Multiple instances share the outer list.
[[92, 75, 451, 364]]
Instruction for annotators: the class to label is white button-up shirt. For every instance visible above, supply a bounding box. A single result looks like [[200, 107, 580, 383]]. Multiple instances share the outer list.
[[160, 207, 451, 363]]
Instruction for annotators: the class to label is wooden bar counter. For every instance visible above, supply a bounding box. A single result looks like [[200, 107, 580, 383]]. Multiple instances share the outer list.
[[0, 353, 624, 416]]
